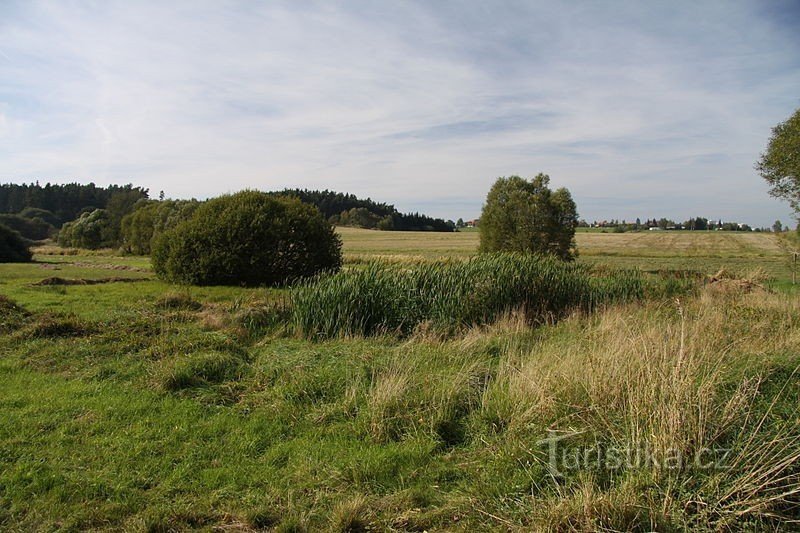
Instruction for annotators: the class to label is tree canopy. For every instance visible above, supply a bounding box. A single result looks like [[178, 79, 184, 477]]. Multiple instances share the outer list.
[[120, 199, 199, 255], [479, 174, 578, 260], [274, 189, 453, 232], [58, 209, 115, 249], [757, 108, 800, 216]]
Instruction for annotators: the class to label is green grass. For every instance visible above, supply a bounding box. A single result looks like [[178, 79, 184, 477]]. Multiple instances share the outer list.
[[1, 237, 799, 530], [2, 286, 799, 530]]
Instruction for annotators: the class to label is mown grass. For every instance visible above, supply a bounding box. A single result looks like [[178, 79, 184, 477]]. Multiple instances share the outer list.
[[1, 243, 799, 530]]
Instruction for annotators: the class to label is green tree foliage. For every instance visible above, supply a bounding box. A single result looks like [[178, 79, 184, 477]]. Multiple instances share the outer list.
[[18, 207, 60, 228], [0, 182, 148, 225], [335, 207, 382, 229], [0, 224, 32, 263], [0, 214, 53, 241], [274, 189, 453, 232], [120, 200, 199, 255], [274, 189, 396, 219], [376, 215, 394, 230], [105, 190, 149, 245], [392, 211, 452, 231], [58, 209, 114, 249], [757, 108, 800, 215], [684, 217, 709, 231], [479, 174, 578, 260], [152, 191, 342, 286]]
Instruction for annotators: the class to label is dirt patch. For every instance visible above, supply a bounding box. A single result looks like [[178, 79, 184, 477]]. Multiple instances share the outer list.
[[31, 276, 152, 286]]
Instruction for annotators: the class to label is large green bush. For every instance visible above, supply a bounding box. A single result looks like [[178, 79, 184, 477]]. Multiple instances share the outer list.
[[0, 224, 32, 263], [152, 191, 342, 286]]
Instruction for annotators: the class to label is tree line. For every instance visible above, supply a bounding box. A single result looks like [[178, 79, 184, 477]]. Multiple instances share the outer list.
[[0, 182, 149, 248], [0, 182, 458, 259], [273, 189, 454, 232], [0, 182, 148, 225], [579, 217, 766, 232]]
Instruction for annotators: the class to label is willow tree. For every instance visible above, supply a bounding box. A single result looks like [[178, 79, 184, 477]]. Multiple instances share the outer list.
[[479, 173, 578, 260]]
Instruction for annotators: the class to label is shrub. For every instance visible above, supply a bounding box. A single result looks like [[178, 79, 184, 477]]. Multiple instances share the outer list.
[[58, 209, 114, 249], [0, 223, 32, 263], [152, 191, 341, 286]]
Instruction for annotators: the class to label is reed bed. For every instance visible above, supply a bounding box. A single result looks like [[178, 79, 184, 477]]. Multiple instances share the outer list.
[[291, 253, 657, 339]]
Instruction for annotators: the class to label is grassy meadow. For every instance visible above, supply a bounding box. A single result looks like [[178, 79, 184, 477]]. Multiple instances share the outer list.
[[1, 229, 799, 531]]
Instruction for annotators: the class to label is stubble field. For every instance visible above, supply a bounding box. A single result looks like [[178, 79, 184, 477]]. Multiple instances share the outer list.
[[340, 227, 795, 285]]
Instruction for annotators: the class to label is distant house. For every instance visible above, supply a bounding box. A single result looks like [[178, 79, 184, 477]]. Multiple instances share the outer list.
[[466, 219, 480, 228], [649, 227, 662, 231]]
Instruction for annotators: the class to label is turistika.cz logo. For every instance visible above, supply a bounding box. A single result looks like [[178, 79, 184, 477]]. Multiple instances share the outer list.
[[537, 429, 731, 478]]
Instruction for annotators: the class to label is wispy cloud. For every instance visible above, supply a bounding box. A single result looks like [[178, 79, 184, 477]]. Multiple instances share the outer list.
[[0, 0, 798, 225]]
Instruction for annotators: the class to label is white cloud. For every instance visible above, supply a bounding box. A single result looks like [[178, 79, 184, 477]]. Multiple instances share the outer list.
[[0, 0, 798, 226]]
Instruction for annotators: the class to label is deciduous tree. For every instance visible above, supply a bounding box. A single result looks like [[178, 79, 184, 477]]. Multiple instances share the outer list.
[[479, 174, 578, 260], [757, 108, 800, 216]]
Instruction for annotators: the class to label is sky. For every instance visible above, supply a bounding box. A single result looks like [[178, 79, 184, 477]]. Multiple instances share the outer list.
[[1, 1, 799, 227]]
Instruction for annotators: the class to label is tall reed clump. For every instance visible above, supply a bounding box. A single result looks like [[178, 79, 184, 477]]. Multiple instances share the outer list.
[[292, 253, 650, 339]]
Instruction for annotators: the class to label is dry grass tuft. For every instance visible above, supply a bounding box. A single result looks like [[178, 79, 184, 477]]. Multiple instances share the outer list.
[[367, 366, 412, 442], [330, 494, 372, 532], [535, 476, 661, 532]]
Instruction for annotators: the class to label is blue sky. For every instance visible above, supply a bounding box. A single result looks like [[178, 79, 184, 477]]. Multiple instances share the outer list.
[[1, 1, 798, 227]]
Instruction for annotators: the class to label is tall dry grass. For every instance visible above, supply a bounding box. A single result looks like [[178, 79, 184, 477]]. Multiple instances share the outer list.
[[480, 290, 800, 528]]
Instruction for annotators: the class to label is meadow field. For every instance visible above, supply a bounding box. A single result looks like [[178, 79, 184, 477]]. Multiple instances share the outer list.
[[1, 230, 799, 531], [341, 227, 796, 287]]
